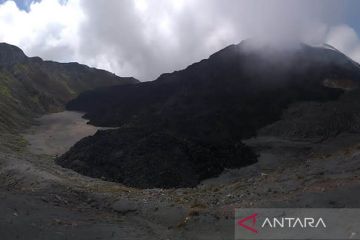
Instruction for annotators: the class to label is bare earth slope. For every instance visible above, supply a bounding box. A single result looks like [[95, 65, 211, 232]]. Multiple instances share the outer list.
[[23, 111, 113, 156]]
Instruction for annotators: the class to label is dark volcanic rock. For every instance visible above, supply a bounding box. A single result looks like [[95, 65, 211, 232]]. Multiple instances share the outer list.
[[57, 128, 257, 188], [58, 40, 360, 188], [67, 42, 359, 140], [259, 89, 360, 139]]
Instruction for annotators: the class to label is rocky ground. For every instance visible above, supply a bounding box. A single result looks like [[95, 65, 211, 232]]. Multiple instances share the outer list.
[[56, 127, 257, 189], [0, 111, 359, 239], [63, 41, 360, 190]]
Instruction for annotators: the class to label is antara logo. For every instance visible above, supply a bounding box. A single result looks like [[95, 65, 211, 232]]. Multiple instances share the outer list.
[[238, 214, 327, 233], [238, 213, 258, 233], [261, 217, 327, 228]]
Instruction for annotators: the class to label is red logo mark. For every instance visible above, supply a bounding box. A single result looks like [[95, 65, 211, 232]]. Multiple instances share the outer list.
[[237, 213, 258, 233]]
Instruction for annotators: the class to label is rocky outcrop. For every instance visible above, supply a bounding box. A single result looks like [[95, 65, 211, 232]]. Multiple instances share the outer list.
[[58, 41, 360, 188], [57, 128, 257, 188], [259, 89, 360, 140]]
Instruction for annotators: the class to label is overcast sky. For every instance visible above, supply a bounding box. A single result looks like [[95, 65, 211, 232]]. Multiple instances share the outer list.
[[0, 0, 360, 81]]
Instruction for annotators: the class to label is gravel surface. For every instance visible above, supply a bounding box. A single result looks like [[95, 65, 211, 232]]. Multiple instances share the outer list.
[[0, 112, 358, 239]]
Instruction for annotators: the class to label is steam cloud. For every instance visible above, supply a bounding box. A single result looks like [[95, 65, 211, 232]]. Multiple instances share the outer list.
[[0, 0, 359, 81]]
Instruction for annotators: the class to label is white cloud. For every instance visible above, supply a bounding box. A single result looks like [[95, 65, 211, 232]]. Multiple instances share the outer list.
[[353, 46, 360, 63], [325, 25, 360, 62], [0, 0, 84, 62], [0, 0, 360, 81]]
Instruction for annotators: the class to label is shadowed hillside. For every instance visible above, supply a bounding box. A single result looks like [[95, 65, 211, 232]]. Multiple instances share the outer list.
[[58, 41, 360, 188], [67, 42, 360, 137], [0, 43, 138, 134]]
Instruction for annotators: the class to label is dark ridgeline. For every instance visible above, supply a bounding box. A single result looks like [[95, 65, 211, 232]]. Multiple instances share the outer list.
[[57, 40, 360, 188], [0, 43, 28, 67], [0, 42, 138, 133]]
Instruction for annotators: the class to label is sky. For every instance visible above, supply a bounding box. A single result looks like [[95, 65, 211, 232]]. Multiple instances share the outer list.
[[0, 0, 359, 81]]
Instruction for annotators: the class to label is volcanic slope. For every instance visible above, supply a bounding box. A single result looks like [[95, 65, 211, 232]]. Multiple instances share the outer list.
[[58, 41, 360, 188]]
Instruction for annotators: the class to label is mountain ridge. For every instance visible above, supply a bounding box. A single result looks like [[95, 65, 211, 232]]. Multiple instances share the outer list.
[[0, 42, 27, 67], [58, 40, 360, 188], [0, 42, 138, 134]]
